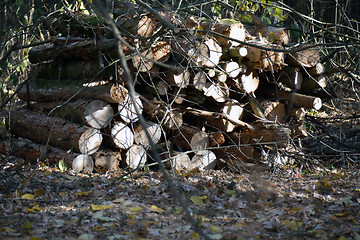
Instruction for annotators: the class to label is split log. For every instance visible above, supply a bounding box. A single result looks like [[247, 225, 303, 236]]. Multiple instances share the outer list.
[[286, 44, 320, 68], [72, 154, 94, 173], [93, 149, 121, 172], [151, 41, 171, 63], [0, 137, 76, 167], [7, 109, 86, 152], [125, 144, 147, 169], [231, 68, 260, 94], [78, 128, 103, 155], [222, 99, 245, 132], [191, 150, 217, 171], [243, 40, 285, 71], [203, 38, 222, 67], [111, 122, 134, 149], [85, 100, 114, 129], [134, 121, 162, 148], [261, 101, 286, 124]]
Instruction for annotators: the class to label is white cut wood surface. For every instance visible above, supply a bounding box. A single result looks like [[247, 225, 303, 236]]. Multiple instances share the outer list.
[[225, 61, 241, 78], [190, 131, 209, 151], [203, 38, 222, 67], [111, 122, 134, 149], [134, 121, 162, 148], [79, 128, 103, 155], [222, 100, 244, 132], [85, 100, 114, 129], [191, 150, 217, 171], [72, 154, 94, 173], [118, 94, 143, 123], [193, 71, 207, 91], [171, 152, 192, 171], [126, 144, 147, 169]]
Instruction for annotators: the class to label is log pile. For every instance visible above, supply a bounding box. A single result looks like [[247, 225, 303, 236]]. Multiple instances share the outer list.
[[3, 4, 330, 173]]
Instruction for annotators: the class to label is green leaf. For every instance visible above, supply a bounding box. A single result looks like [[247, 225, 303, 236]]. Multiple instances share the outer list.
[[190, 195, 204, 206], [59, 159, 67, 172]]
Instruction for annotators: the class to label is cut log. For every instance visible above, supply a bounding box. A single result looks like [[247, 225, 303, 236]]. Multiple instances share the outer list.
[[173, 124, 225, 151], [207, 69, 227, 83], [165, 67, 191, 88], [185, 107, 254, 131], [286, 44, 320, 68], [206, 21, 246, 47], [203, 81, 229, 103], [78, 128, 103, 155], [18, 83, 128, 103], [111, 122, 134, 149], [250, 25, 290, 45], [134, 121, 162, 148], [125, 144, 147, 169], [263, 89, 322, 110], [261, 101, 286, 124], [85, 100, 114, 129], [0, 137, 76, 167], [203, 38, 222, 67], [36, 100, 89, 125], [222, 99, 245, 132], [171, 37, 209, 66], [270, 67, 303, 90], [93, 149, 120, 172], [156, 81, 169, 96], [7, 109, 86, 152], [132, 50, 154, 72], [170, 152, 192, 171], [142, 97, 183, 130], [28, 38, 129, 64], [72, 154, 94, 173], [117, 12, 159, 38], [151, 41, 171, 62], [118, 94, 143, 123], [233, 69, 260, 94], [225, 61, 242, 78], [191, 150, 217, 171], [190, 131, 209, 151], [306, 62, 326, 76], [243, 40, 285, 71], [224, 47, 248, 59], [193, 71, 207, 91], [37, 59, 109, 80], [301, 75, 328, 91], [214, 145, 254, 168]]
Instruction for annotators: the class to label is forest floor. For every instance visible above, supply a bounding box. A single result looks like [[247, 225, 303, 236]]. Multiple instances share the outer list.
[[0, 160, 359, 240]]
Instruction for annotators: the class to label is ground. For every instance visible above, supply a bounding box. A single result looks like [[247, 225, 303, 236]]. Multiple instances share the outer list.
[[0, 162, 359, 240]]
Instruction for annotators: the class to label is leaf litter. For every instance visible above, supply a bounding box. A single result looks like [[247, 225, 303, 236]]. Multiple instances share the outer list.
[[0, 163, 359, 239]]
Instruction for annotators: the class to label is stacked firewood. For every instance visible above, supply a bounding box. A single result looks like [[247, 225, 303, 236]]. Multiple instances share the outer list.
[[2, 4, 329, 173]]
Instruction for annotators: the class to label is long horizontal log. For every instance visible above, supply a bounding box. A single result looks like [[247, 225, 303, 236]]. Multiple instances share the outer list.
[[0, 137, 76, 167], [17, 83, 125, 103], [7, 109, 87, 152]]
